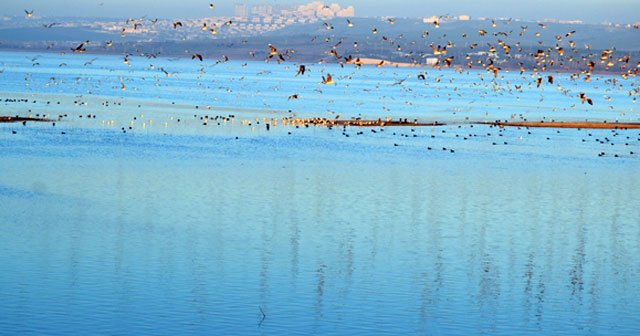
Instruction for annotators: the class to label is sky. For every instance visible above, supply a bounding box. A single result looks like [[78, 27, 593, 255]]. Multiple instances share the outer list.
[[3, 0, 640, 23]]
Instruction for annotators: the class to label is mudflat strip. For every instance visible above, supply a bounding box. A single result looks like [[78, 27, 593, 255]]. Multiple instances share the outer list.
[[482, 121, 640, 129], [0, 116, 51, 123]]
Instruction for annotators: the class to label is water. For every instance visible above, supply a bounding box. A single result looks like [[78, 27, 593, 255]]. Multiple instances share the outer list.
[[1, 51, 640, 335]]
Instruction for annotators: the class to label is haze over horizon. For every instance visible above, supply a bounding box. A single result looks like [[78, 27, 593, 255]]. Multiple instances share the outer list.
[[3, 0, 639, 23]]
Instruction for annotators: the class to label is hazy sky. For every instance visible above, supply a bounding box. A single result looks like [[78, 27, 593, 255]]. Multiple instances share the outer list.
[[4, 0, 640, 23]]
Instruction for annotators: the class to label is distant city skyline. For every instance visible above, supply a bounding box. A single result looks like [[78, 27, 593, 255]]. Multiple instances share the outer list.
[[2, 0, 639, 23]]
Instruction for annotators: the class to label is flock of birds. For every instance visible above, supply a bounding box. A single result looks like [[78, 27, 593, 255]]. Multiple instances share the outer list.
[[4, 4, 640, 158], [23, 4, 639, 107]]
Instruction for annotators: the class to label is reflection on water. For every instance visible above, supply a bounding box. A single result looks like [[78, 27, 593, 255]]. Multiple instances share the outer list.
[[1, 128, 639, 335]]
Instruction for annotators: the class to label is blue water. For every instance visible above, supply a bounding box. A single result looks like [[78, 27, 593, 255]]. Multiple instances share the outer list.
[[1, 51, 638, 123], [1, 51, 640, 335]]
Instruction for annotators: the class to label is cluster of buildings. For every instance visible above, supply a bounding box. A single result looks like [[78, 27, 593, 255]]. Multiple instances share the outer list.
[[234, 2, 355, 20], [104, 2, 357, 38]]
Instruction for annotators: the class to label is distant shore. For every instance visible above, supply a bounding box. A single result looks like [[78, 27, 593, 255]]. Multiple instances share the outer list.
[[483, 121, 640, 129], [277, 117, 640, 129], [0, 116, 50, 123], [3, 114, 640, 130]]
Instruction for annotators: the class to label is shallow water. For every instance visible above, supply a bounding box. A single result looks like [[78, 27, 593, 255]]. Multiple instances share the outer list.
[[1, 51, 640, 335]]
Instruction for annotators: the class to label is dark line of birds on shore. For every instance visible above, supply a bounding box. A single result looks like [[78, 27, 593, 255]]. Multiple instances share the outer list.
[[2, 93, 639, 158]]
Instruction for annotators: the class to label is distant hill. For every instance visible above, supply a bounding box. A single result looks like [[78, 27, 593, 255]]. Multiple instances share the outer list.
[[266, 18, 640, 51], [1, 17, 638, 74], [0, 27, 116, 42]]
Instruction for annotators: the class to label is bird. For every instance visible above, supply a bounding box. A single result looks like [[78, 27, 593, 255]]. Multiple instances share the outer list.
[[71, 42, 87, 53], [192, 54, 203, 61], [322, 74, 334, 85], [173, 21, 183, 29], [42, 23, 59, 28], [288, 94, 299, 100], [24, 10, 34, 18], [268, 44, 278, 55], [159, 67, 171, 77], [296, 65, 306, 76]]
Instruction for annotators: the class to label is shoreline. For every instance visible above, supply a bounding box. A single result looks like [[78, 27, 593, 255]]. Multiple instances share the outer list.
[[3, 114, 640, 130], [482, 121, 640, 129], [0, 116, 51, 123]]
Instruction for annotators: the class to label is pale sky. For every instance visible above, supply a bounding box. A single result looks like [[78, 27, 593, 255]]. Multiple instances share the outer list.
[[4, 0, 639, 23]]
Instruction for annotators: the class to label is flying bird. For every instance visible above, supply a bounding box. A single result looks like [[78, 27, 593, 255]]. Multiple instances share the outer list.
[[71, 42, 87, 53], [296, 65, 306, 76], [579, 93, 593, 105], [322, 74, 335, 85]]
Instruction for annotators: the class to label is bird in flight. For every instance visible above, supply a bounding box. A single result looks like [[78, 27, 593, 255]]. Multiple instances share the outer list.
[[268, 44, 278, 55], [579, 93, 593, 105], [192, 54, 203, 61], [322, 74, 335, 85], [24, 10, 34, 18], [71, 42, 87, 53], [173, 21, 183, 29], [296, 65, 306, 76]]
